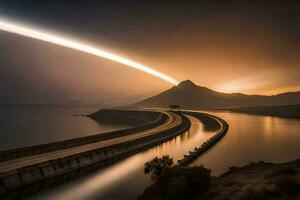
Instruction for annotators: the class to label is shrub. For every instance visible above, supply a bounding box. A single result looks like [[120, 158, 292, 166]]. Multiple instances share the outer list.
[[159, 165, 212, 199], [144, 155, 174, 181], [223, 166, 239, 176]]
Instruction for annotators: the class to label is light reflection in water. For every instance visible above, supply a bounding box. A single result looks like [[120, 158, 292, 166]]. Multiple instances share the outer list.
[[191, 111, 300, 175], [29, 116, 215, 200]]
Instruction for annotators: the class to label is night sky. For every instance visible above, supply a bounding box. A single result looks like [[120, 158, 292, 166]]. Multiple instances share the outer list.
[[0, 0, 299, 104]]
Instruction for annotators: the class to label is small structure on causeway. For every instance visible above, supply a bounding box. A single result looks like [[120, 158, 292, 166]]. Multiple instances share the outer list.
[[169, 105, 181, 112]]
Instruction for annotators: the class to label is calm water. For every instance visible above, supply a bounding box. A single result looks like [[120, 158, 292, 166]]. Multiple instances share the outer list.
[[191, 111, 300, 175], [0, 105, 128, 151], [3, 109, 300, 200], [29, 116, 215, 200]]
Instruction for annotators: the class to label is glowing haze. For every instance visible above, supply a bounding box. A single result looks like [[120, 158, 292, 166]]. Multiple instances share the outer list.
[[0, 1, 299, 105], [0, 18, 179, 85]]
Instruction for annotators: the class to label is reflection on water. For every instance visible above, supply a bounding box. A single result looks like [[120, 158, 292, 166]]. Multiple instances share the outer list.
[[14, 111, 300, 200], [29, 116, 215, 200], [0, 105, 128, 150], [191, 111, 300, 175]]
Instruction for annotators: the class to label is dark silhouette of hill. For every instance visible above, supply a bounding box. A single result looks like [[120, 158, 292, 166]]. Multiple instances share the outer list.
[[229, 104, 300, 118], [135, 80, 300, 109]]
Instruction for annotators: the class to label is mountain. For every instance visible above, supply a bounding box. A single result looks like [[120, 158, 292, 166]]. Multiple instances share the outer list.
[[134, 80, 300, 109]]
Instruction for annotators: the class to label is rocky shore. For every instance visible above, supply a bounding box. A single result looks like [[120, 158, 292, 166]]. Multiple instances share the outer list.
[[138, 159, 300, 200]]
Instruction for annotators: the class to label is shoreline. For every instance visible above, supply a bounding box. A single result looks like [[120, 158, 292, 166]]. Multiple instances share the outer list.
[[139, 158, 300, 200]]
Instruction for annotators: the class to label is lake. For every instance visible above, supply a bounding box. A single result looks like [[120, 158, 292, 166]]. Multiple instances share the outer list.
[[1, 107, 299, 200], [0, 105, 128, 151], [28, 115, 215, 200], [192, 111, 300, 175]]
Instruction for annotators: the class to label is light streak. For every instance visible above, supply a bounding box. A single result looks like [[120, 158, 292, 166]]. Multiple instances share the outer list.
[[0, 19, 179, 85]]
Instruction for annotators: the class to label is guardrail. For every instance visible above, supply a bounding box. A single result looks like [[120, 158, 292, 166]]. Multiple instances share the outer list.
[[176, 111, 229, 166]]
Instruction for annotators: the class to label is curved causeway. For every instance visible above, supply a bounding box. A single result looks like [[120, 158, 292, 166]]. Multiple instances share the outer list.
[[0, 109, 190, 199], [0, 109, 229, 199], [177, 111, 229, 166]]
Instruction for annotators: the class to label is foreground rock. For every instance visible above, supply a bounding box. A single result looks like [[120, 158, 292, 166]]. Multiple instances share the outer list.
[[138, 159, 300, 200]]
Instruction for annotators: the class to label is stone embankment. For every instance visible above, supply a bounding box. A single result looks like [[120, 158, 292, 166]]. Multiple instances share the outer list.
[[177, 111, 229, 166], [0, 110, 190, 199]]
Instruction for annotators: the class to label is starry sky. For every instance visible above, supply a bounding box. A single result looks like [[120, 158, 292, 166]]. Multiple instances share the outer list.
[[0, 0, 299, 104]]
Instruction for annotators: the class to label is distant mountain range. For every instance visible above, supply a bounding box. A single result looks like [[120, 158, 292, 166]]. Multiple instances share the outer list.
[[134, 80, 300, 109]]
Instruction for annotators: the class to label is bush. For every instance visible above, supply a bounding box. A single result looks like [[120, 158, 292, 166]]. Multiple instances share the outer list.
[[159, 165, 212, 200], [144, 155, 174, 181], [223, 166, 239, 176]]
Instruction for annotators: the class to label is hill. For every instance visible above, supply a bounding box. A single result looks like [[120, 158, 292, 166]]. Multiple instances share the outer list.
[[134, 80, 300, 109], [229, 104, 300, 118]]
